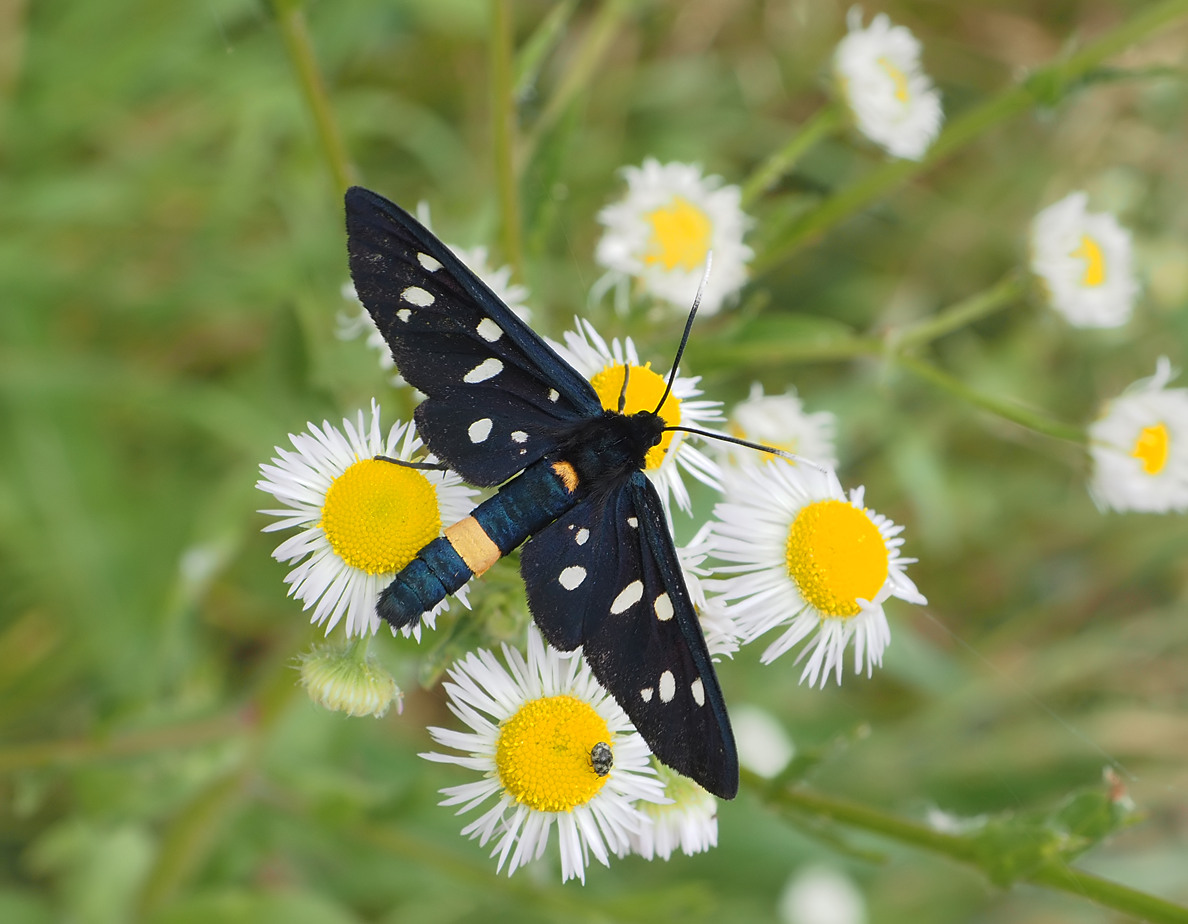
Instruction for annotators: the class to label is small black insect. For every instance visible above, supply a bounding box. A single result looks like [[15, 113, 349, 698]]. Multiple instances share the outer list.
[[589, 741, 614, 777], [345, 187, 738, 799]]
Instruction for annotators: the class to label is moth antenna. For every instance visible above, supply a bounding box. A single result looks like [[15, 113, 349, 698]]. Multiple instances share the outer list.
[[654, 251, 712, 415], [617, 363, 631, 413], [662, 425, 830, 474], [375, 455, 451, 471]]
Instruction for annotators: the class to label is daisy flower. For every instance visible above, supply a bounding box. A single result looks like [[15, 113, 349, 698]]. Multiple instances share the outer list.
[[421, 628, 667, 883], [679, 524, 739, 658], [630, 763, 718, 861], [549, 318, 723, 515], [833, 8, 943, 161], [1029, 191, 1139, 328], [297, 640, 402, 719], [256, 401, 478, 639], [1088, 356, 1188, 512], [595, 158, 752, 316], [724, 382, 838, 471], [709, 463, 926, 687]]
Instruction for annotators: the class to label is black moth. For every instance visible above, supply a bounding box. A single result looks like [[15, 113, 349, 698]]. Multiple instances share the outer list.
[[345, 187, 738, 799]]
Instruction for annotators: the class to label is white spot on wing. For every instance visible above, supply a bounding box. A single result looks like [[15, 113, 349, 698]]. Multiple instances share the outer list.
[[417, 253, 442, 272], [574, 528, 589, 546], [548, 389, 559, 402], [463, 358, 503, 384], [654, 593, 673, 622], [559, 565, 586, 590], [610, 580, 643, 615], [659, 670, 676, 703], [397, 308, 411, 323], [468, 418, 492, 443], [402, 286, 434, 307], [476, 318, 502, 342], [640, 687, 654, 703], [691, 678, 705, 706], [627, 517, 638, 528], [511, 431, 527, 443]]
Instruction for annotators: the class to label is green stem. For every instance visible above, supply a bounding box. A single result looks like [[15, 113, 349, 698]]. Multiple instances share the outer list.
[[271, 0, 355, 195], [754, 0, 1188, 273], [896, 354, 1086, 444], [523, 0, 632, 159], [740, 105, 844, 209], [491, 0, 523, 280], [894, 271, 1025, 349], [748, 772, 1188, 924]]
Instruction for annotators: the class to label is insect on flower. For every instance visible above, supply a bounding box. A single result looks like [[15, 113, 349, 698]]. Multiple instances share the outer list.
[[344, 187, 744, 798]]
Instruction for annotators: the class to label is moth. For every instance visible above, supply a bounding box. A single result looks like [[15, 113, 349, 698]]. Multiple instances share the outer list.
[[345, 187, 738, 799]]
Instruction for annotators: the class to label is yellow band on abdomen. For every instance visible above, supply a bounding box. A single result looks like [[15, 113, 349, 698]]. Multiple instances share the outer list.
[[445, 517, 502, 576]]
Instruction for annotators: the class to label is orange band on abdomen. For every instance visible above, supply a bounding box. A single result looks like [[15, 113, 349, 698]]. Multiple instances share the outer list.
[[445, 517, 502, 576]]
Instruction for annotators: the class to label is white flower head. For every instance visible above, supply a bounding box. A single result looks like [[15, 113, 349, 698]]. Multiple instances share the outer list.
[[778, 865, 868, 924], [256, 401, 477, 639], [297, 642, 402, 718], [1089, 357, 1188, 512], [595, 159, 752, 316], [679, 524, 739, 658], [421, 628, 667, 883], [725, 382, 839, 471], [548, 318, 723, 515], [732, 703, 795, 779], [1030, 191, 1139, 328], [709, 463, 926, 687], [834, 8, 943, 161], [630, 762, 718, 861]]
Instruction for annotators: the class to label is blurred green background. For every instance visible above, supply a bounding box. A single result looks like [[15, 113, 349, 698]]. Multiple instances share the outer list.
[[1, 1, 1186, 922]]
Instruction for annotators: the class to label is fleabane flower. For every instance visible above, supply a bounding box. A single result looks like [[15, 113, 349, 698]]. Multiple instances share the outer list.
[[549, 318, 722, 515], [297, 641, 402, 718], [595, 159, 751, 316], [724, 382, 838, 471], [1029, 191, 1139, 328], [679, 524, 739, 658], [708, 464, 926, 687], [834, 8, 943, 161], [630, 763, 718, 860], [1088, 357, 1188, 512], [421, 628, 666, 883], [257, 401, 477, 638]]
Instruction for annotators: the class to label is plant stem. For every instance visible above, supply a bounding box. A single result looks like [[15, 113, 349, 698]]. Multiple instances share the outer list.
[[740, 105, 844, 209], [754, 0, 1188, 273], [896, 354, 1086, 444], [748, 772, 1188, 924], [491, 0, 524, 280], [894, 271, 1026, 349], [271, 0, 354, 195]]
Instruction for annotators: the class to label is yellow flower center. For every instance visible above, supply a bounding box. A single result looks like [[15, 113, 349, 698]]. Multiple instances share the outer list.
[[785, 499, 888, 618], [495, 694, 612, 813], [320, 458, 440, 574], [877, 56, 911, 103], [1130, 422, 1169, 475], [589, 363, 681, 470], [644, 195, 712, 272], [1070, 234, 1106, 287]]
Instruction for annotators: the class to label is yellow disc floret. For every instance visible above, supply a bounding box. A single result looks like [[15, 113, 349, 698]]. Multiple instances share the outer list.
[[589, 362, 681, 470], [785, 499, 888, 618], [1070, 234, 1106, 287], [320, 458, 440, 574], [876, 55, 911, 103], [495, 694, 613, 812], [1131, 422, 1169, 475], [644, 195, 713, 272]]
